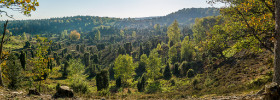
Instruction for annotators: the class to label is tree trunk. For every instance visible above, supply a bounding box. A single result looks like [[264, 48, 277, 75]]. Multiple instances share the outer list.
[[0, 63, 3, 87], [0, 21, 8, 87], [273, 0, 280, 84]]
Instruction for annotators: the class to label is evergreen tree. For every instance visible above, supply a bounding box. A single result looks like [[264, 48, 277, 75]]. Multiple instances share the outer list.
[[173, 63, 180, 77], [96, 70, 109, 91], [137, 75, 146, 92], [19, 51, 26, 70], [84, 53, 90, 67], [163, 63, 172, 80], [63, 62, 69, 78], [6, 54, 22, 89], [135, 54, 148, 77]]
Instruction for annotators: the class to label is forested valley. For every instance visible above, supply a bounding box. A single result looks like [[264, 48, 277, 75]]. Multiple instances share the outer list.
[[0, 0, 279, 99]]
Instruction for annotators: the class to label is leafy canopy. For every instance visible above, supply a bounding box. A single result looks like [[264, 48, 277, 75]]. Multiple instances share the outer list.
[[114, 54, 135, 82]]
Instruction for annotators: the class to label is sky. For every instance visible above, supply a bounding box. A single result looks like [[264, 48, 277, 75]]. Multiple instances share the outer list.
[[1, 0, 223, 20]]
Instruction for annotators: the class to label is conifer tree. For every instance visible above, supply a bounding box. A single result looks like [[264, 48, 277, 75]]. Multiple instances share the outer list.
[[96, 70, 109, 91], [163, 63, 172, 80], [19, 51, 26, 70]]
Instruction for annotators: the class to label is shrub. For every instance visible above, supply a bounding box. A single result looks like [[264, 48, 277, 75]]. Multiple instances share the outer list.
[[137, 75, 146, 92], [135, 54, 147, 77], [84, 53, 90, 67], [187, 69, 195, 78], [62, 62, 69, 78], [179, 61, 189, 77], [87, 64, 98, 77], [70, 78, 89, 94], [163, 63, 172, 80], [98, 89, 110, 96], [96, 70, 109, 91], [145, 81, 161, 94], [19, 50, 26, 70], [56, 57, 61, 66], [172, 63, 180, 77], [6, 54, 22, 89], [192, 78, 199, 89]]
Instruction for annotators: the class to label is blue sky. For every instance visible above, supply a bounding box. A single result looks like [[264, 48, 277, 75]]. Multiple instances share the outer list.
[[1, 0, 223, 20]]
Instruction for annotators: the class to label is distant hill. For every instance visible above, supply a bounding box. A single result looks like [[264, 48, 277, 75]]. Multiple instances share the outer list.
[[1, 7, 219, 35], [116, 8, 220, 28]]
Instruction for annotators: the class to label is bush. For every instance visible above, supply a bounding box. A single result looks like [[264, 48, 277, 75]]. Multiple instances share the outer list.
[[96, 70, 109, 91], [145, 81, 161, 94], [84, 53, 90, 67], [87, 64, 98, 77], [179, 61, 190, 77], [137, 75, 146, 92], [172, 63, 180, 77], [6, 54, 22, 89], [70, 78, 89, 94], [163, 64, 172, 80], [19, 50, 26, 70], [98, 89, 110, 96], [187, 69, 195, 78], [62, 62, 69, 78]]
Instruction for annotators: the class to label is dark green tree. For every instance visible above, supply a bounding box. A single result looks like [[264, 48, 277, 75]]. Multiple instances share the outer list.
[[163, 63, 172, 80], [137, 75, 146, 92], [6, 54, 22, 89], [84, 53, 90, 67], [96, 70, 109, 91], [19, 51, 26, 70], [63, 62, 69, 78], [173, 63, 180, 77]]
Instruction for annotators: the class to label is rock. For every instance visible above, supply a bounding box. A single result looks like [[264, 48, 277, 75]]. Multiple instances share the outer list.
[[263, 82, 280, 100], [28, 88, 40, 96], [53, 86, 74, 98]]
